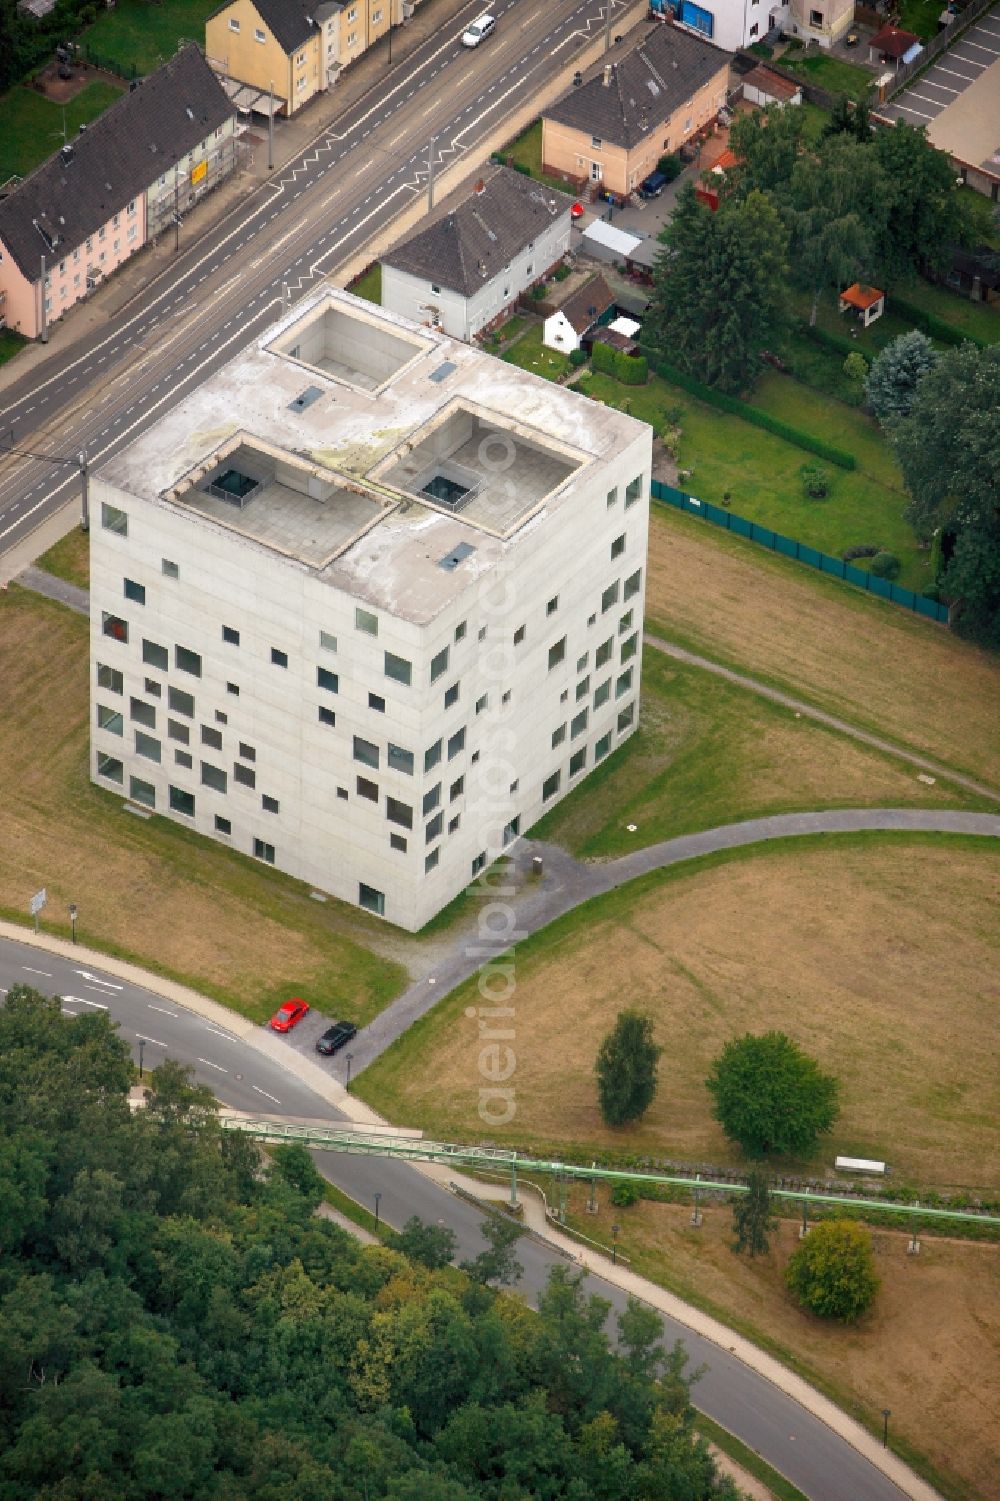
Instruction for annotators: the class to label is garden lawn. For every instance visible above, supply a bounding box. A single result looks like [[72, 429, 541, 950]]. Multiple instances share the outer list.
[[355, 835, 1000, 1188], [0, 588, 408, 1025], [37, 527, 91, 591], [0, 330, 27, 368], [899, 0, 948, 38], [578, 371, 928, 588], [347, 263, 381, 304], [502, 323, 572, 380], [529, 646, 987, 858], [778, 49, 875, 100], [891, 274, 1000, 347], [496, 120, 576, 195], [643, 504, 1000, 788], [82, 0, 220, 76], [0, 82, 123, 182]]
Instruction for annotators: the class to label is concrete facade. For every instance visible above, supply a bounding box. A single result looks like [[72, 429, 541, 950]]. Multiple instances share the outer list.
[[89, 289, 651, 932], [786, 0, 854, 48]]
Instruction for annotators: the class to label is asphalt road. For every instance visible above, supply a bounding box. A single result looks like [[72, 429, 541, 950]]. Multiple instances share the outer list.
[[0, 0, 623, 559], [0, 931, 912, 1501]]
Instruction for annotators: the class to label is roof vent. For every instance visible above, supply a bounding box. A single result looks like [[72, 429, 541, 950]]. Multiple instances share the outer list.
[[438, 542, 476, 571], [289, 384, 323, 412], [186, 106, 195, 120], [603, 63, 613, 87], [429, 361, 457, 383]]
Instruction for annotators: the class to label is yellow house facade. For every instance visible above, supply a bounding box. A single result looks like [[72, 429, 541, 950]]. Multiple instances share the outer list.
[[207, 0, 410, 115]]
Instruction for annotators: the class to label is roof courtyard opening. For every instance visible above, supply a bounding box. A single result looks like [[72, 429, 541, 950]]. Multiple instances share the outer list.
[[267, 299, 432, 391], [166, 438, 387, 566], [376, 403, 583, 535]]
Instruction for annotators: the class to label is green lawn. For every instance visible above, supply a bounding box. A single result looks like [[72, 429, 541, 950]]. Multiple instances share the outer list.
[[0, 82, 124, 182], [898, 0, 945, 39], [82, 0, 219, 76], [502, 323, 571, 380], [36, 527, 90, 591], [496, 120, 577, 195], [778, 49, 875, 101], [348, 263, 382, 304], [578, 370, 930, 589], [892, 274, 1000, 347], [0, 330, 27, 368]]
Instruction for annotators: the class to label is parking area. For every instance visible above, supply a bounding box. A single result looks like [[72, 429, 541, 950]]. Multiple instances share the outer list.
[[879, 3, 1000, 129]]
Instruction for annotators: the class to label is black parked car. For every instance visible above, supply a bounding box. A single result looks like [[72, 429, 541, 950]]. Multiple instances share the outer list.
[[638, 170, 668, 199], [316, 1021, 358, 1055]]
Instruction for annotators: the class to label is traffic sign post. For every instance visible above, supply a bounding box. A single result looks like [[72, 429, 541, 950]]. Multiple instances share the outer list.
[[29, 888, 47, 933]]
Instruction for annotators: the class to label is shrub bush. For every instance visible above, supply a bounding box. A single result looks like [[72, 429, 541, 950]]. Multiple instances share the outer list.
[[529, 283, 547, 300], [592, 340, 617, 376], [614, 351, 648, 385], [870, 551, 901, 580], [785, 1220, 880, 1322], [656, 153, 683, 181], [644, 352, 857, 469], [610, 1181, 641, 1207], [512, 161, 532, 177], [800, 462, 831, 499], [569, 348, 587, 368], [842, 544, 879, 561], [552, 263, 572, 282]]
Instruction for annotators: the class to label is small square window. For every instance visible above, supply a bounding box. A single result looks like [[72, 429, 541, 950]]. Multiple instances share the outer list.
[[619, 610, 634, 635], [354, 736, 379, 769], [101, 502, 128, 536], [501, 689, 511, 706], [450, 776, 464, 801], [96, 753, 124, 783], [271, 648, 288, 669], [162, 559, 179, 579], [596, 638, 613, 668], [606, 487, 618, 508], [546, 595, 559, 616], [475, 693, 488, 715], [143, 638, 168, 670], [135, 731, 161, 764], [514, 624, 526, 646], [168, 719, 190, 745], [602, 581, 620, 613], [618, 702, 635, 732], [391, 832, 408, 853], [175, 749, 193, 770], [176, 645, 202, 678], [569, 747, 586, 777], [448, 814, 461, 834], [621, 632, 638, 663], [611, 534, 625, 560], [215, 710, 227, 725], [202, 762, 228, 793], [357, 776, 379, 802], [97, 704, 124, 736], [616, 668, 633, 698], [595, 732, 612, 762], [548, 637, 566, 671], [130, 697, 156, 729], [337, 786, 349, 800], [478, 625, 487, 641], [447, 727, 465, 760], [430, 646, 450, 683], [425, 811, 443, 843], [369, 692, 386, 713], [359, 883, 385, 916], [318, 705, 336, 726], [319, 629, 337, 653], [227, 682, 240, 696], [356, 607, 378, 636], [234, 763, 256, 788], [625, 476, 642, 509], [444, 682, 460, 709], [624, 568, 642, 601], [215, 815, 232, 835], [472, 851, 487, 877], [424, 739, 442, 772], [202, 725, 223, 750], [385, 651, 412, 686], [510, 779, 519, 793], [425, 849, 440, 874], [129, 776, 156, 809], [222, 625, 240, 645], [594, 678, 611, 709], [318, 666, 339, 694], [542, 770, 561, 802], [124, 578, 145, 604], [102, 612, 129, 644], [254, 838, 275, 864], [588, 613, 597, 627], [145, 679, 162, 699], [169, 785, 196, 817], [576, 653, 589, 673], [576, 675, 590, 702], [571, 708, 588, 739], [551, 723, 566, 748], [455, 621, 467, 642], [262, 795, 279, 813]]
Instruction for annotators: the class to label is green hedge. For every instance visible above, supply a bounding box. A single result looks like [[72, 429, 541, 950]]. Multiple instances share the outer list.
[[594, 342, 648, 384], [886, 295, 987, 349], [644, 352, 857, 470]]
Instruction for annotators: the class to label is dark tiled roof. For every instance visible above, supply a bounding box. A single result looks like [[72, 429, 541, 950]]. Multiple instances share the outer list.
[[0, 45, 233, 280], [870, 25, 920, 56], [556, 273, 615, 334], [545, 23, 731, 151], [382, 166, 576, 297], [250, 0, 318, 53]]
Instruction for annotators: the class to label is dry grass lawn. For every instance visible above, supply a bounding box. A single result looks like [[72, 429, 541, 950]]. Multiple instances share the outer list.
[[358, 840, 1000, 1189], [569, 1192, 999, 1501], [0, 589, 407, 1023], [645, 507, 1000, 788]]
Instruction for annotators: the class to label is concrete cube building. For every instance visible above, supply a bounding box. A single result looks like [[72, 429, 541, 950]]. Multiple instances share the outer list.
[[90, 289, 651, 931]]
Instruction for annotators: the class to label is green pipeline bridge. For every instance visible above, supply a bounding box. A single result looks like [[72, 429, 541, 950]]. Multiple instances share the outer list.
[[219, 1116, 1000, 1231]]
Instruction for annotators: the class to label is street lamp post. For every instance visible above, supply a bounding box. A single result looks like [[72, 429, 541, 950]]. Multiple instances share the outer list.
[[68, 903, 77, 944], [374, 1192, 382, 1231], [611, 1223, 620, 1264], [882, 1409, 891, 1448], [138, 1039, 146, 1079], [387, 18, 393, 64], [345, 1052, 354, 1091]]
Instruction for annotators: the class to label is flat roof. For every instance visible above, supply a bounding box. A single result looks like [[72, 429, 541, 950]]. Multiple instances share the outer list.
[[98, 288, 646, 625], [925, 53, 1000, 175]]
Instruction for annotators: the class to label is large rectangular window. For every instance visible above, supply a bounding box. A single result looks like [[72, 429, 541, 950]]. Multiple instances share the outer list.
[[317, 666, 339, 694], [102, 612, 128, 644], [96, 752, 123, 783], [101, 502, 128, 536], [201, 762, 227, 793], [170, 785, 196, 817], [387, 743, 414, 775], [168, 686, 194, 718], [130, 697, 155, 729], [97, 704, 123, 736], [143, 638, 169, 671], [175, 645, 202, 678], [129, 776, 155, 809], [135, 732, 161, 763], [97, 663, 123, 694], [386, 796, 413, 830], [353, 736, 379, 769], [548, 637, 566, 670]]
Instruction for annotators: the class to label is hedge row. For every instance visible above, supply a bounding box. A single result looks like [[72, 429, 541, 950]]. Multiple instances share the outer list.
[[644, 351, 857, 469], [886, 295, 987, 350], [593, 340, 647, 384]]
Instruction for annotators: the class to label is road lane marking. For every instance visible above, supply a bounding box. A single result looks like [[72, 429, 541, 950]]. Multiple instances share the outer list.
[[252, 1085, 281, 1104], [136, 1034, 167, 1047], [198, 1057, 228, 1072], [148, 1004, 178, 1017], [62, 995, 108, 1009], [23, 966, 52, 976]]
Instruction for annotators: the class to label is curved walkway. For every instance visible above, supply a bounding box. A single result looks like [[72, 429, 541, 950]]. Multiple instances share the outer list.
[[353, 808, 1000, 1073], [646, 632, 1000, 804]]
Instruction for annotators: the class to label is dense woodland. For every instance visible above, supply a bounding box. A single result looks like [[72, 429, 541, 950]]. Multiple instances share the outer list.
[[0, 985, 740, 1500]]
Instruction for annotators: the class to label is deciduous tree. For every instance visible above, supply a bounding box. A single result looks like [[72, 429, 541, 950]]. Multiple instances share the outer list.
[[595, 1009, 662, 1126], [785, 1219, 880, 1322], [706, 1031, 839, 1157], [731, 1168, 775, 1257]]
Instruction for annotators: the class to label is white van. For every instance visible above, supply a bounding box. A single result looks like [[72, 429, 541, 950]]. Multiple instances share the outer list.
[[462, 12, 496, 46]]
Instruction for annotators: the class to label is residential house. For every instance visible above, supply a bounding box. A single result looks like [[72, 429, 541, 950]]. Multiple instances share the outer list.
[[380, 167, 575, 341], [543, 273, 615, 353], [89, 286, 651, 932], [742, 63, 802, 106], [670, 0, 788, 53], [0, 45, 236, 340], [786, 0, 855, 49], [206, 0, 412, 115], [542, 24, 732, 198]]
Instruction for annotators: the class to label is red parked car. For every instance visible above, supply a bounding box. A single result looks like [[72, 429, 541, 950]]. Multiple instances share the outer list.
[[269, 997, 310, 1032]]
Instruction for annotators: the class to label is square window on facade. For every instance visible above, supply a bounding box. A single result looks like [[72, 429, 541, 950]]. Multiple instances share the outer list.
[[215, 709, 227, 724], [254, 838, 275, 864], [455, 621, 467, 642], [167, 718, 190, 744], [571, 708, 588, 739], [101, 502, 128, 536], [624, 568, 642, 601], [223, 625, 240, 645], [576, 653, 589, 673], [135, 731, 161, 763], [234, 763, 256, 788], [387, 743, 414, 775], [391, 832, 407, 852], [576, 675, 590, 701], [596, 638, 613, 668], [169, 785, 195, 816], [478, 625, 487, 641], [447, 727, 465, 760], [97, 664, 123, 695], [215, 814, 231, 834], [595, 732, 612, 761], [97, 703, 124, 736], [97, 752, 123, 783], [423, 783, 441, 815], [602, 581, 619, 613], [606, 487, 618, 508], [386, 796, 413, 829], [318, 705, 336, 726], [618, 702, 635, 732], [337, 786, 349, 800], [619, 609, 633, 635], [569, 747, 586, 777], [359, 883, 385, 916], [357, 775, 379, 802], [510, 778, 519, 793], [588, 613, 597, 627], [552, 721, 568, 749], [450, 776, 464, 801], [448, 814, 461, 834], [425, 811, 443, 843], [175, 750, 193, 769], [542, 770, 561, 802], [202, 762, 227, 793], [621, 632, 638, 663], [385, 651, 412, 686], [227, 682, 240, 696], [425, 849, 439, 873], [271, 647, 288, 668], [430, 646, 449, 682], [262, 794, 279, 813], [176, 645, 202, 678], [475, 693, 488, 715], [353, 736, 379, 769], [147, 679, 163, 699], [130, 697, 155, 729], [514, 624, 525, 645], [202, 725, 223, 750], [611, 534, 625, 560], [124, 577, 145, 604], [502, 814, 521, 845], [472, 851, 487, 877], [319, 629, 337, 653], [162, 559, 179, 579], [129, 776, 156, 809], [625, 476, 642, 508], [546, 595, 559, 616], [616, 668, 633, 698], [424, 739, 442, 772], [548, 637, 566, 670], [501, 689, 511, 706], [102, 612, 128, 644], [444, 682, 459, 709], [369, 692, 386, 713], [318, 666, 339, 694], [356, 607, 378, 636], [594, 678, 611, 709], [143, 638, 168, 671]]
